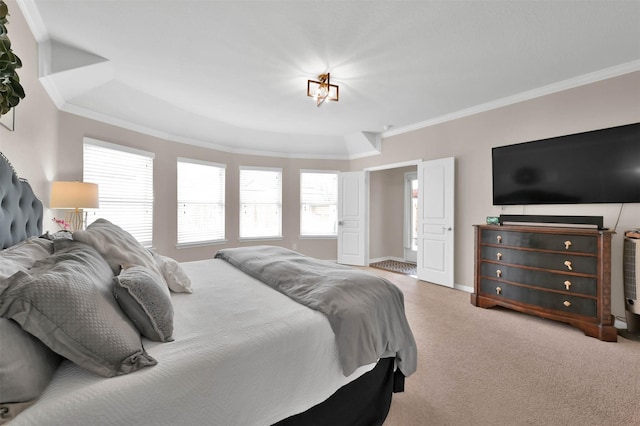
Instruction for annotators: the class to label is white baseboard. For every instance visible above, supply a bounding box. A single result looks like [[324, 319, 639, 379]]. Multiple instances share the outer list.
[[455, 284, 473, 293]]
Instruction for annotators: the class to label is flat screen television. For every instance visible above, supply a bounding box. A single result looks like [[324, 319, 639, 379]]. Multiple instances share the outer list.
[[492, 122, 640, 205]]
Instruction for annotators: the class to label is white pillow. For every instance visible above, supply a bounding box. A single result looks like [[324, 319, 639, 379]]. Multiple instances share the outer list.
[[152, 252, 193, 293]]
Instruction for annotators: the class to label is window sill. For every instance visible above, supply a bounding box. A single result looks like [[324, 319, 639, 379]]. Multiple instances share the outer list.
[[176, 239, 227, 249], [238, 236, 283, 242], [299, 235, 337, 239]]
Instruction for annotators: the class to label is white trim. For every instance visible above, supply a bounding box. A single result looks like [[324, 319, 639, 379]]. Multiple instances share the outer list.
[[364, 159, 421, 172], [298, 235, 338, 240], [455, 284, 473, 293], [177, 157, 226, 169], [83, 137, 155, 158], [300, 169, 341, 174], [382, 60, 640, 140], [239, 165, 283, 173], [238, 237, 283, 242]]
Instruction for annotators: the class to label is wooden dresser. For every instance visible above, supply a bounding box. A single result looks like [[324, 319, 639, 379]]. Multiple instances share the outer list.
[[471, 224, 616, 341]]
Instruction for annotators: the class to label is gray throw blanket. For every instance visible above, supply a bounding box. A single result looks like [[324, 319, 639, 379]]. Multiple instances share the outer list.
[[215, 246, 417, 377]]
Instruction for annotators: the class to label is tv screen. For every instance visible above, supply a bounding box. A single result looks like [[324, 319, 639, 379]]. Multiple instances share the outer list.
[[492, 123, 640, 205]]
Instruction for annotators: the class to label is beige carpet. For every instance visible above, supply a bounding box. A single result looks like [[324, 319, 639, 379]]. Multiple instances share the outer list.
[[360, 267, 640, 426]]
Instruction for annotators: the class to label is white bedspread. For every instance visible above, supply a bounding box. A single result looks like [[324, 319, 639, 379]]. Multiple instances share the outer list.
[[12, 259, 374, 426]]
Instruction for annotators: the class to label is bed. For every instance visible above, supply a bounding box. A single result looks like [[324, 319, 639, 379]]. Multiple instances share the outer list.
[[0, 152, 417, 425]]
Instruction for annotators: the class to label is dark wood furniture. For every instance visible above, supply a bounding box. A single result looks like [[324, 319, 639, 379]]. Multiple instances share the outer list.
[[471, 224, 616, 341]]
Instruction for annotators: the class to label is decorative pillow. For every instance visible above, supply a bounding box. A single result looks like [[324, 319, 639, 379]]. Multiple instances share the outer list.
[[73, 218, 166, 281], [0, 318, 62, 421], [114, 265, 174, 342], [0, 237, 59, 422], [0, 239, 157, 377], [0, 237, 53, 280], [152, 252, 193, 293]]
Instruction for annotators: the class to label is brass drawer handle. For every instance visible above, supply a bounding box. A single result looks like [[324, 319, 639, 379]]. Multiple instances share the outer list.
[[564, 260, 573, 271], [564, 240, 572, 250], [497, 235, 502, 243], [496, 252, 502, 261], [564, 280, 572, 291], [496, 269, 502, 278], [496, 286, 502, 295], [563, 301, 571, 308]]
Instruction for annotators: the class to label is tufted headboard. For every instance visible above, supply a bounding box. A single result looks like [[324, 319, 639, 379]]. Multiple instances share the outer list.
[[0, 152, 43, 249]]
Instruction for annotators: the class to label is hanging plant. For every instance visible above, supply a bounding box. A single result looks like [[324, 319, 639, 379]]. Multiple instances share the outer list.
[[0, 0, 26, 116]]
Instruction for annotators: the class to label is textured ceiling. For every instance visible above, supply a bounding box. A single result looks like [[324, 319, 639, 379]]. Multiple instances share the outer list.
[[18, 0, 640, 158]]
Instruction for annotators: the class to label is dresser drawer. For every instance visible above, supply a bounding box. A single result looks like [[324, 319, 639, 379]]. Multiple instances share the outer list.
[[481, 246, 597, 275], [481, 229, 597, 253], [480, 278, 597, 318], [479, 263, 596, 296]]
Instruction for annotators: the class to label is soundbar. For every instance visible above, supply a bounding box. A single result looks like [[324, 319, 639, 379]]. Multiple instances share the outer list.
[[498, 214, 604, 229]]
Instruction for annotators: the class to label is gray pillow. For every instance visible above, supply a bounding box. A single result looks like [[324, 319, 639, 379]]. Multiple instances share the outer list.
[[114, 265, 174, 342], [0, 237, 60, 421], [0, 318, 62, 422], [0, 239, 157, 377], [73, 219, 166, 281], [0, 237, 53, 280]]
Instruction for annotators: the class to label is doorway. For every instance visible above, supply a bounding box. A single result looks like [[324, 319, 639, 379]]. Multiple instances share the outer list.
[[340, 157, 455, 287], [404, 172, 418, 263]]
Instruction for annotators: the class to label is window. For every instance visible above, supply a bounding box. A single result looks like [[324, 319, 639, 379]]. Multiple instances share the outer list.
[[300, 171, 338, 237], [83, 138, 154, 247], [239, 166, 282, 239], [177, 158, 225, 245]]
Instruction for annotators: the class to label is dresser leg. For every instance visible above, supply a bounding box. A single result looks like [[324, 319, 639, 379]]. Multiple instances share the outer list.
[[470, 294, 499, 309], [568, 319, 618, 342]]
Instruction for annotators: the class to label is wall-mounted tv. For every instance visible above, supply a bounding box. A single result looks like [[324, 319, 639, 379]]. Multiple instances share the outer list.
[[492, 122, 640, 205]]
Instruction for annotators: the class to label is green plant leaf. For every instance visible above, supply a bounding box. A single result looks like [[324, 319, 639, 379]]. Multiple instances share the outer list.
[[0, 0, 23, 113]]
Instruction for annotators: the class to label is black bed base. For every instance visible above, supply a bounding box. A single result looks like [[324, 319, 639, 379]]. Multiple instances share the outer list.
[[273, 357, 400, 426]]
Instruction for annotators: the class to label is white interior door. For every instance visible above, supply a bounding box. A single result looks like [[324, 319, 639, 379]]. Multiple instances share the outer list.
[[417, 157, 455, 287], [337, 171, 368, 266]]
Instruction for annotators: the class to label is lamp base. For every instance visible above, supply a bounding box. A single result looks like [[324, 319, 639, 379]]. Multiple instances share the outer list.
[[64, 209, 85, 232]]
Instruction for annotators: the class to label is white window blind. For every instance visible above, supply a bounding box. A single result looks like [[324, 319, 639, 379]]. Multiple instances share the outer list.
[[300, 171, 338, 236], [239, 167, 282, 239], [83, 140, 154, 247], [177, 158, 225, 244]]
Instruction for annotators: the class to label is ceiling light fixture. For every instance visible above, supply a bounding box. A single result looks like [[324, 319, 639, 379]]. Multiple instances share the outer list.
[[307, 73, 339, 107]]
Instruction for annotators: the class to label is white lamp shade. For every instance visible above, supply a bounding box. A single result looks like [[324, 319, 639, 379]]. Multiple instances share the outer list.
[[50, 181, 99, 209]]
